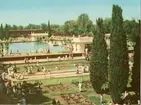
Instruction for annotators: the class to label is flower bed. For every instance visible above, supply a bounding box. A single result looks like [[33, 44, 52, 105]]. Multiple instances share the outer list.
[[72, 81, 92, 89], [59, 93, 94, 105], [43, 84, 69, 92]]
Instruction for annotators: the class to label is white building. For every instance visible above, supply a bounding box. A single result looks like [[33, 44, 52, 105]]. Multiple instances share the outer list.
[[71, 36, 93, 53], [30, 32, 48, 41]]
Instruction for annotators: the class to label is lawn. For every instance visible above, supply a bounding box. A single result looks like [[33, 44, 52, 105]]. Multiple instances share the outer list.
[[2, 59, 113, 105], [22, 75, 112, 105], [2, 75, 112, 105]]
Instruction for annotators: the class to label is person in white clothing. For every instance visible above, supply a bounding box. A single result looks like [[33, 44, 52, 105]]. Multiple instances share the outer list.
[[42, 66, 46, 78], [124, 91, 128, 99], [1, 72, 6, 80], [138, 100, 140, 105], [78, 82, 82, 92], [100, 94, 103, 103]]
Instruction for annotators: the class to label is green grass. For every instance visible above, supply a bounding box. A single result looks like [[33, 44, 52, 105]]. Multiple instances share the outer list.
[[89, 96, 101, 105], [5, 75, 113, 105], [41, 75, 90, 85], [3, 59, 113, 105]]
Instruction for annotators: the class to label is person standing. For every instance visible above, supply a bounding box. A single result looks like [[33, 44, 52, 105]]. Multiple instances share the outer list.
[[100, 94, 103, 104], [138, 100, 140, 105], [42, 66, 46, 78], [76, 65, 79, 74], [78, 82, 82, 92]]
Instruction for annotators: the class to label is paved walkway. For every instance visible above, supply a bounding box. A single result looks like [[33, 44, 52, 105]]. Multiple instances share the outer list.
[[7, 69, 89, 82]]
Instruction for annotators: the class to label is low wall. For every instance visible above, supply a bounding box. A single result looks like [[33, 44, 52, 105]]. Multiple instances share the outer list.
[[0, 53, 83, 62]]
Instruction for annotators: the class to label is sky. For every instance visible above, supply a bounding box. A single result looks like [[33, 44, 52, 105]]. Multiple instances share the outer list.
[[0, 0, 140, 26]]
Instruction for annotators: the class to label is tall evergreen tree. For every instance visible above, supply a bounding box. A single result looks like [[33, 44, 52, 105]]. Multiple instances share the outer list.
[[109, 5, 129, 103], [89, 18, 108, 93], [4, 24, 10, 40], [0, 26, 1, 40], [0, 24, 4, 40], [131, 35, 140, 95], [48, 20, 51, 37]]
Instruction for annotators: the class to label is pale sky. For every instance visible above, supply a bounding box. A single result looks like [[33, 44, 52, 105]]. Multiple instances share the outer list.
[[0, 0, 140, 26]]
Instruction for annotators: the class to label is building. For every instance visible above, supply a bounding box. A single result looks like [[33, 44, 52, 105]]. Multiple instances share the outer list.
[[30, 32, 49, 41], [72, 36, 93, 53]]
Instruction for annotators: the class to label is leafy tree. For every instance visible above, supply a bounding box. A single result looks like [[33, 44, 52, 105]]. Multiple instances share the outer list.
[[41, 23, 48, 31], [123, 19, 139, 42], [86, 20, 94, 32], [109, 5, 129, 103], [18, 25, 24, 30], [24, 24, 41, 30], [131, 35, 140, 95], [77, 13, 93, 34], [89, 18, 108, 93], [51, 24, 60, 32], [103, 18, 112, 33], [64, 20, 77, 35], [12, 25, 18, 30]]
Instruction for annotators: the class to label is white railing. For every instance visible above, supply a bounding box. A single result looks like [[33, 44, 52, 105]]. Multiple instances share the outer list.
[[30, 33, 48, 36], [72, 37, 93, 43]]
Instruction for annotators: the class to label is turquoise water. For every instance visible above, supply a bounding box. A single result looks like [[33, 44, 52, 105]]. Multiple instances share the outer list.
[[8, 42, 68, 53]]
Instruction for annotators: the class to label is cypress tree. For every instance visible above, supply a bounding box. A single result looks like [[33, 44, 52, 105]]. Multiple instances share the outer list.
[[0, 26, 1, 40], [109, 5, 129, 103], [131, 35, 140, 95], [48, 20, 51, 37], [4, 24, 10, 40], [0, 24, 4, 40], [89, 18, 108, 93]]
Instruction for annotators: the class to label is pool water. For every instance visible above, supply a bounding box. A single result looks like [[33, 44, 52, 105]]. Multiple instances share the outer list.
[[8, 42, 68, 53]]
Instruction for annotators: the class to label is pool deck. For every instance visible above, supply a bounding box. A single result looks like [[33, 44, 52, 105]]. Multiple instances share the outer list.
[[0, 52, 85, 62], [2, 56, 86, 64]]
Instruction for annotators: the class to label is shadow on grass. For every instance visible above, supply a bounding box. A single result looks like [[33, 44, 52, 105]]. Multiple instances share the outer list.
[[0, 95, 14, 104], [26, 92, 52, 104], [123, 93, 140, 104]]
